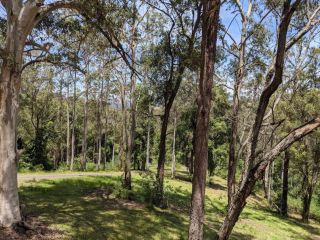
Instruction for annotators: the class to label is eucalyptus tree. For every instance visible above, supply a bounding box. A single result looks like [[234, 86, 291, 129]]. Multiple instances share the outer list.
[[188, 0, 221, 239], [0, 0, 83, 227], [216, 1, 320, 239], [144, 0, 202, 207], [0, 0, 134, 227]]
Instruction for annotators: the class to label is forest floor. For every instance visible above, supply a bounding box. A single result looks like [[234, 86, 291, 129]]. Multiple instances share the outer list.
[[1, 169, 320, 240]]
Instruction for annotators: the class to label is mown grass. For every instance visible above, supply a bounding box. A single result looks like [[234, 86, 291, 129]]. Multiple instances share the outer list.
[[18, 169, 320, 240]]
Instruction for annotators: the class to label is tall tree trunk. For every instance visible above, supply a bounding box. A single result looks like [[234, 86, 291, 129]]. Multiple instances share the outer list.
[[59, 78, 64, 166], [153, 105, 171, 206], [124, 2, 138, 188], [81, 76, 89, 171], [104, 84, 110, 170], [66, 82, 70, 167], [280, 150, 290, 216], [70, 71, 77, 171], [171, 110, 177, 178], [0, 64, 21, 227], [188, 1, 220, 239], [227, 3, 250, 206], [146, 107, 151, 171], [217, 2, 304, 237], [96, 79, 103, 171], [0, 2, 42, 225], [119, 80, 131, 188]]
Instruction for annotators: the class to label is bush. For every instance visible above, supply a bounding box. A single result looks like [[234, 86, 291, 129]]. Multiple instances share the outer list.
[[18, 161, 44, 172], [139, 172, 156, 203]]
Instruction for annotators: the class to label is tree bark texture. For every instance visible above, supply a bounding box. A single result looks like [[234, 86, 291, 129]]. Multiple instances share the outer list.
[[188, 1, 220, 239]]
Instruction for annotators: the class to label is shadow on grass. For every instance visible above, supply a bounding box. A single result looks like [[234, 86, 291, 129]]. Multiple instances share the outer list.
[[20, 174, 318, 240], [240, 206, 320, 240], [19, 176, 188, 240], [19, 176, 258, 240]]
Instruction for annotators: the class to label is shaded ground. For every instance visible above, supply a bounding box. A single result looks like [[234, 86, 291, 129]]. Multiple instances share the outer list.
[[1, 170, 319, 239], [0, 218, 64, 240]]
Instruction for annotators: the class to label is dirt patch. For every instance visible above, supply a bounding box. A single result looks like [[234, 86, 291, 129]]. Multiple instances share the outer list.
[[103, 198, 146, 210], [82, 186, 114, 200], [0, 218, 64, 240]]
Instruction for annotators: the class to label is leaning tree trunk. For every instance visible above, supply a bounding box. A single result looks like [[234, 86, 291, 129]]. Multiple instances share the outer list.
[[188, 1, 220, 239], [280, 150, 290, 215]]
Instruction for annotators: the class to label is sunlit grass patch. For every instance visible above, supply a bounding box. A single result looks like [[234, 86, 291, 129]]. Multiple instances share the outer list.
[[17, 172, 320, 240]]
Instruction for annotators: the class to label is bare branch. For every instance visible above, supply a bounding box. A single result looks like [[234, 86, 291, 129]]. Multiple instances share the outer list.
[[22, 55, 86, 74], [234, 0, 245, 21], [255, 118, 320, 178]]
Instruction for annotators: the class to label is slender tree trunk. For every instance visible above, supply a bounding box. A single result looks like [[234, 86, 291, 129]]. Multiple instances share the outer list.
[[188, 1, 220, 239], [217, 3, 303, 236], [96, 79, 103, 171], [153, 105, 171, 206], [189, 129, 196, 175], [112, 142, 115, 167], [280, 150, 290, 216], [124, 4, 138, 188], [264, 162, 273, 204], [81, 76, 89, 171], [227, 12, 248, 207], [302, 186, 313, 223], [66, 82, 70, 167], [119, 81, 131, 189], [70, 71, 77, 171], [171, 111, 177, 178], [146, 107, 151, 171], [104, 86, 109, 170], [59, 78, 64, 166]]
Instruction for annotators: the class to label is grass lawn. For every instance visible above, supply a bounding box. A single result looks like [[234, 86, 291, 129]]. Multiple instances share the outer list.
[[12, 170, 320, 240]]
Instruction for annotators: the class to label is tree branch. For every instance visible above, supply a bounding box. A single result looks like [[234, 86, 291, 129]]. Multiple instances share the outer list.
[[22, 55, 86, 74], [285, 5, 320, 51], [254, 117, 320, 178]]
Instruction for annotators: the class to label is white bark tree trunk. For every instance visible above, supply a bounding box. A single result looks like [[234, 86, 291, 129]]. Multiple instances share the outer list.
[[0, 66, 21, 227], [0, 0, 82, 226], [0, 1, 41, 226]]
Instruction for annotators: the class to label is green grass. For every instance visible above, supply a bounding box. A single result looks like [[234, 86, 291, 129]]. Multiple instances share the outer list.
[[18, 170, 320, 240]]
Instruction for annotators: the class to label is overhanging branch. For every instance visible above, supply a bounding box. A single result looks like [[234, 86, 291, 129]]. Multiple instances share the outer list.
[[254, 117, 320, 178]]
